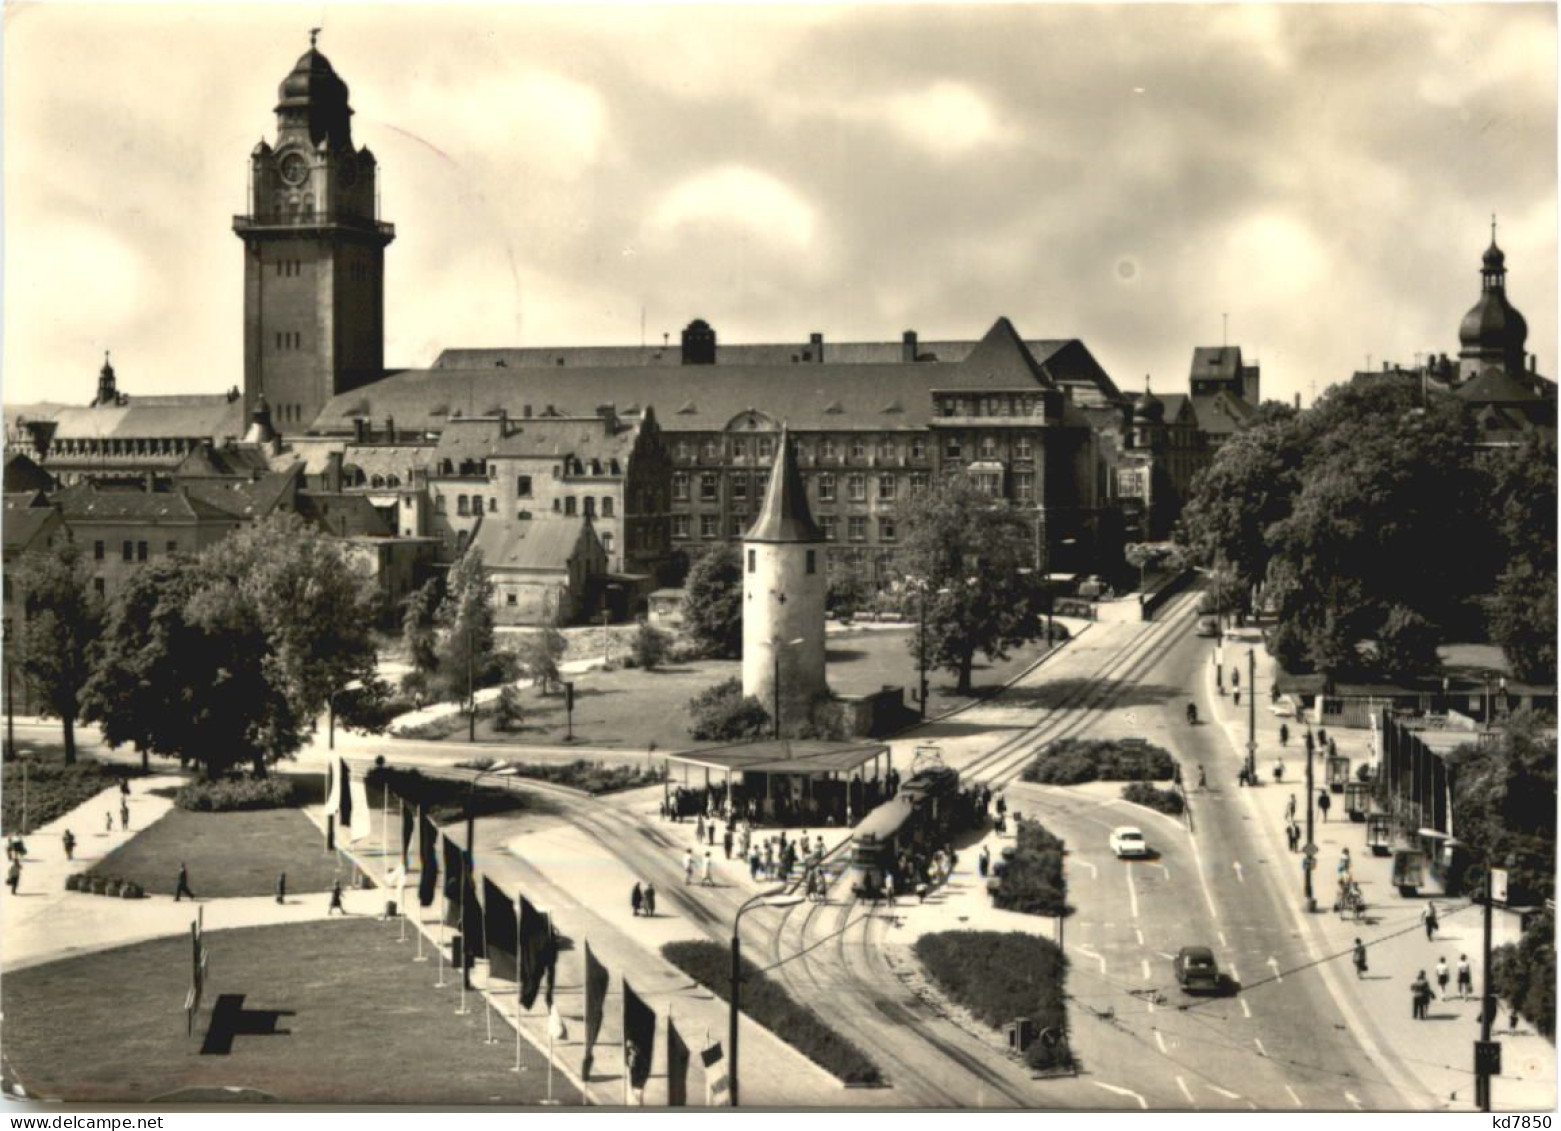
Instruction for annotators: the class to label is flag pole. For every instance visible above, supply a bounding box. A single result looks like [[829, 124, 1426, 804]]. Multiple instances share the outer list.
[[456, 854, 468, 1013], [511, 894, 525, 1072], [623, 984, 630, 1108], [380, 783, 388, 862]]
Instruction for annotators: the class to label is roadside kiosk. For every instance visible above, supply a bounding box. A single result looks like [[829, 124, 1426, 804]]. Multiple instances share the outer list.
[[1344, 781, 1371, 821], [1392, 848, 1425, 895], [1366, 813, 1394, 856], [1327, 754, 1351, 793]]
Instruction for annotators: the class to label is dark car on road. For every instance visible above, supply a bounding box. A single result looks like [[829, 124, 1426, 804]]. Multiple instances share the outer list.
[[1173, 946, 1220, 993]]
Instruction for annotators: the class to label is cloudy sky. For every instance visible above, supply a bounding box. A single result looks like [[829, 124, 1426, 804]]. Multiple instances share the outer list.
[[5, 2, 1555, 409]]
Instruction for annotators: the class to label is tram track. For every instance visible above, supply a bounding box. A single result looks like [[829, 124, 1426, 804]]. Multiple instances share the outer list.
[[958, 589, 1204, 788]]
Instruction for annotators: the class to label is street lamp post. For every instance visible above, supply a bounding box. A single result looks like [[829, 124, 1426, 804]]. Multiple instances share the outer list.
[[1246, 649, 1257, 781], [916, 582, 930, 719], [730, 888, 803, 1107], [1303, 729, 1316, 911], [1475, 857, 1513, 1111]]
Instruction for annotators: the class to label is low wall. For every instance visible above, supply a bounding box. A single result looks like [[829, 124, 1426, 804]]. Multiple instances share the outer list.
[[1139, 568, 1195, 620]]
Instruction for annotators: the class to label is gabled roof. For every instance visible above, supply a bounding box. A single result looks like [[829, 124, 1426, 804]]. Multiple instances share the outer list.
[[1189, 388, 1257, 436], [179, 465, 301, 520], [45, 398, 245, 442], [431, 415, 637, 466], [431, 337, 1077, 371], [52, 483, 240, 523], [174, 442, 277, 479], [1458, 366, 1541, 404], [745, 426, 823, 544], [3, 452, 53, 493], [471, 514, 597, 573], [957, 317, 1057, 389], [1190, 346, 1244, 383], [316, 320, 1102, 436], [2, 494, 62, 554]]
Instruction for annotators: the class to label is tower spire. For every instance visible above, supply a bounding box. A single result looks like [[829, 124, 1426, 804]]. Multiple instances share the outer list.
[[310, 27, 321, 49], [1491, 212, 1498, 246]]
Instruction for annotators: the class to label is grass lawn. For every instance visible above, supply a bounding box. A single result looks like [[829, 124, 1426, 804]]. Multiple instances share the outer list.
[[662, 939, 881, 1085], [405, 627, 1054, 750], [88, 806, 347, 898], [3, 742, 134, 836], [1, 919, 566, 1105], [913, 931, 1072, 1071]]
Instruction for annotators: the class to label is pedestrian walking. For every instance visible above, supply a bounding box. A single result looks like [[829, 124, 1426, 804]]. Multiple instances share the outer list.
[[978, 845, 991, 878], [1287, 822, 1300, 852], [631, 882, 643, 916], [328, 879, 346, 915], [884, 870, 896, 908], [1411, 970, 1432, 1019], [701, 851, 714, 887], [61, 829, 76, 861], [1423, 901, 1439, 941], [696, 814, 705, 843], [105, 811, 114, 835], [1456, 954, 1473, 1000], [683, 849, 695, 885], [1280, 723, 1290, 747], [996, 793, 1007, 817], [1285, 793, 1297, 821], [1435, 957, 1450, 1000], [276, 872, 287, 905], [748, 848, 760, 881], [707, 823, 716, 847], [1317, 790, 1331, 822], [1234, 689, 1241, 707], [643, 882, 656, 917], [1338, 848, 1351, 880], [1353, 938, 1368, 979], [723, 829, 734, 860], [1197, 764, 1207, 790], [5, 856, 19, 895], [174, 862, 195, 902], [1273, 758, 1284, 783], [119, 801, 130, 831]]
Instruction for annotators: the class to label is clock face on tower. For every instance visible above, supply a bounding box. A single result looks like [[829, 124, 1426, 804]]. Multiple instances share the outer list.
[[278, 152, 309, 187]]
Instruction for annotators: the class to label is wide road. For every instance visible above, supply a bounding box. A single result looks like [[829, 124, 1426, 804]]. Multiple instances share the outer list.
[[950, 603, 1429, 1111]]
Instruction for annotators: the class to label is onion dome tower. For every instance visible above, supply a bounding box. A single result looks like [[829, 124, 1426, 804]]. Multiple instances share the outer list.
[[741, 425, 827, 735], [1458, 217, 1529, 381]]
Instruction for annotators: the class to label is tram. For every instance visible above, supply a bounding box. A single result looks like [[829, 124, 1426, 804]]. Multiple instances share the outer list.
[[848, 749, 968, 894]]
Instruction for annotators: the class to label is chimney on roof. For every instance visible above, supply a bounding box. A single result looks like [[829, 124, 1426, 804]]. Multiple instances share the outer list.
[[596, 404, 619, 431], [902, 330, 918, 364], [523, 404, 533, 419], [353, 418, 368, 443], [681, 319, 716, 366], [1531, 354, 1538, 373], [385, 416, 396, 440], [324, 451, 343, 493], [809, 332, 824, 363]]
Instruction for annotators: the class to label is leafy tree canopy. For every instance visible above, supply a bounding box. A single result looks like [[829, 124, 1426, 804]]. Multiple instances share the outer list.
[[899, 475, 1043, 694], [13, 538, 106, 763], [683, 543, 744, 659]]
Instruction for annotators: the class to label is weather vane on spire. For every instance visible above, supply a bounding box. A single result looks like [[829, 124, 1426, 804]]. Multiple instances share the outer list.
[[1491, 212, 1498, 244], [309, 27, 321, 49]]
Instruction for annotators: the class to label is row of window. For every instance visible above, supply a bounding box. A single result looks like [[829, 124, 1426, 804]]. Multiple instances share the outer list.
[[274, 259, 304, 277], [275, 331, 303, 351], [94, 540, 179, 563], [673, 435, 931, 463], [937, 393, 1050, 418], [437, 493, 616, 519], [945, 435, 1035, 460], [448, 526, 616, 555], [672, 514, 897, 543]]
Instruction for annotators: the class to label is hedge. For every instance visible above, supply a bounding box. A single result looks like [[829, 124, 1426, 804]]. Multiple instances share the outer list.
[[661, 940, 882, 1085], [173, 776, 298, 812], [1021, 737, 1175, 785], [2, 760, 134, 835], [913, 931, 1073, 1071], [990, 819, 1069, 917], [1120, 782, 1185, 816], [1493, 908, 1556, 1040]]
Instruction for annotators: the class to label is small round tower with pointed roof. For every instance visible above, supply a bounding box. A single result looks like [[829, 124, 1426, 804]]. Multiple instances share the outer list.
[[742, 425, 827, 733]]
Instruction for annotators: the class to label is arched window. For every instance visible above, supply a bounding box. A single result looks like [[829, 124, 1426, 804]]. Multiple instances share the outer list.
[[371, 475, 385, 488]]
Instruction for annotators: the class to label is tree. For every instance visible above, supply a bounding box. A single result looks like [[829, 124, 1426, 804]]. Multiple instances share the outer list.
[[494, 683, 526, 732], [83, 514, 381, 778], [827, 553, 872, 617], [1494, 909, 1556, 1039], [12, 539, 105, 764], [434, 549, 509, 703], [682, 543, 743, 659], [403, 576, 444, 676], [1484, 436, 1558, 682], [686, 678, 769, 741], [631, 621, 669, 671], [516, 621, 568, 695], [899, 475, 1044, 694], [1123, 542, 1185, 593], [1446, 712, 1556, 905], [1372, 604, 1442, 680]]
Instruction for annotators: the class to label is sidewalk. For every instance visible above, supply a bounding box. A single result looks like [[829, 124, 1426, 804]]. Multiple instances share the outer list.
[[1203, 643, 1555, 1112], [320, 783, 877, 1107], [2, 774, 383, 973]]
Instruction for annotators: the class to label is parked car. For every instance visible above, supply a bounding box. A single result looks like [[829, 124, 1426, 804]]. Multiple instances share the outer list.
[[1195, 615, 1220, 637], [1109, 827, 1149, 858], [1173, 946, 1221, 993]]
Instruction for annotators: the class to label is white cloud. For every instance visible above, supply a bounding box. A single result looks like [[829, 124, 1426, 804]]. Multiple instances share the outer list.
[[879, 81, 1009, 157], [6, 221, 154, 347], [645, 165, 818, 251]]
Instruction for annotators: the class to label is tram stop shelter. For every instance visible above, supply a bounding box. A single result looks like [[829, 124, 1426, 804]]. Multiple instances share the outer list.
[[663, 739, 894, 826]]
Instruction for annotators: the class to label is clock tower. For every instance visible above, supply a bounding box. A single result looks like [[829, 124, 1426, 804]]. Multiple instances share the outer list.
[[234, 33, 394, 433]]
